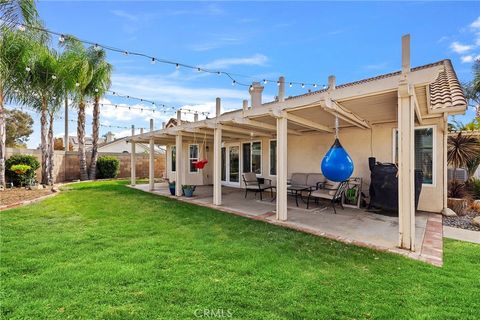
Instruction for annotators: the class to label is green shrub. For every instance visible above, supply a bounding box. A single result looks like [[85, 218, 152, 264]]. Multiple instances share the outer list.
[[96, 156, 120, 179], [10, 164, 32, 186], [5, 154, 40, 186]]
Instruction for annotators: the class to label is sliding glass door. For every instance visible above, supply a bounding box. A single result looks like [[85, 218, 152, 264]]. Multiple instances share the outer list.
[[221, 143, 240, 186]]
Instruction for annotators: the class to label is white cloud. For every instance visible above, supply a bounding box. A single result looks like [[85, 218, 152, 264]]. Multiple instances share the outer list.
[[111, 10, 139, 22], [461, 55, 474, 63], [470, 16, 480, 29], [111, 74, 250, 106], [200, 54, 268, 69], [450, 41, 473, 54]]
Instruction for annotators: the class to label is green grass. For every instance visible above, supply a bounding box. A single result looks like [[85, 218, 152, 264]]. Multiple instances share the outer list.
[[1, 180, 479, 319]]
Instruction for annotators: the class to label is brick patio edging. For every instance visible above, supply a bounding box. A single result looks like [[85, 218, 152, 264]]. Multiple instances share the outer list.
[[128, 185, 443, 267]]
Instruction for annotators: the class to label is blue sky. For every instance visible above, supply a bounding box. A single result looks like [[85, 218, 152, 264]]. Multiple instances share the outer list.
[[18, 1, 480, 148]]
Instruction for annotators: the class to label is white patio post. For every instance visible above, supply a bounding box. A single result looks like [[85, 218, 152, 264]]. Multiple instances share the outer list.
[[398, 34, 415, 250], [149, 119, 155, 191], [276, 78, 288, 221], [175, 132, 183, 196], [130, 125, 136, 186], [213, 97, 222, 206]]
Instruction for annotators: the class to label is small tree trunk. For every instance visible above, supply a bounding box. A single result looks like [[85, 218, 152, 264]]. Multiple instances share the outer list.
[[88, 96, 100, 180], [48, 111, 55, 185], [447, 198, 468, 216], [0, 84, 5, 189], [77, 100, 88, 181], [40, 96, 50, 185]]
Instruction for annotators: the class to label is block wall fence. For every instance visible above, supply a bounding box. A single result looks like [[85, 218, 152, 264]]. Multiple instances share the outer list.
[[5, 148, 166, 183]]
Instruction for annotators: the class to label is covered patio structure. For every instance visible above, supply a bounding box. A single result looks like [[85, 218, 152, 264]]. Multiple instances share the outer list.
[[127, 35, 466, 265]]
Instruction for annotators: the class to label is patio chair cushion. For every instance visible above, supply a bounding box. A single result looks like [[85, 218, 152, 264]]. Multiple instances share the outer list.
[[324, 180, 341, 196], [310, 189, 334, 200], [290, 173, 308, 186], [243, 172, 258, 183], [246, 183, 272, 190], [306, 173, 326, 188]]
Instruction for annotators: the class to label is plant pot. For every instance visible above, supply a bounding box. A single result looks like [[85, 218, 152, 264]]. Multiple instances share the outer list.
[[169, 185, 176, 195], [183, 188, 194, 197]]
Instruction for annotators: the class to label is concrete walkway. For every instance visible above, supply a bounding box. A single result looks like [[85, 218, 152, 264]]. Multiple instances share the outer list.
[[443, 226, 480, 244]]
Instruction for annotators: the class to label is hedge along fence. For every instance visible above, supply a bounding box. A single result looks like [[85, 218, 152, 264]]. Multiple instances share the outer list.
[[4, 148, 166, 183], [97, 156, 120, 179]]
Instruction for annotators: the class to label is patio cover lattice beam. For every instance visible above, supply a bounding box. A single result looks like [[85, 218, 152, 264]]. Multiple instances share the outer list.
[[229, 117, 302, 135]]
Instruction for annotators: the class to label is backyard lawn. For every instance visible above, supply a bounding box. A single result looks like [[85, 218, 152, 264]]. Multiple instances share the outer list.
[[1, 180, 479, 319]]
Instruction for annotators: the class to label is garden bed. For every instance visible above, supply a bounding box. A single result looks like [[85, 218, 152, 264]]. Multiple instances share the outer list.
[[443, 211, 480, 231], [0, 187, 54, 208]]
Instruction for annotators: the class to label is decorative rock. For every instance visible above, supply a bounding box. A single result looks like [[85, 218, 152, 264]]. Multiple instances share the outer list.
[[473, 216, 480, 228], [442, 207, 457, 217]]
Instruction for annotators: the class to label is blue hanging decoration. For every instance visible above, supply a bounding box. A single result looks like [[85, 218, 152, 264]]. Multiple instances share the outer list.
[[321, 114, 354, 182]]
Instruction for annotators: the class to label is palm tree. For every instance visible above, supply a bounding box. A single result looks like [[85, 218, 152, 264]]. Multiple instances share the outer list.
[[23, 42, 59, 185], [60, 38, 93, 180], [0, 0, 39, 28], [447, 132, 480, 182], [464, 60, 480, 117], [86, 47, 112, 179], [0, 0, 41, 189], [0, 28, 34, 188]]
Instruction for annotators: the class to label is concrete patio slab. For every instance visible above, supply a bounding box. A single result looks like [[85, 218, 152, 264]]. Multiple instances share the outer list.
[[131, 183, 443, 266]]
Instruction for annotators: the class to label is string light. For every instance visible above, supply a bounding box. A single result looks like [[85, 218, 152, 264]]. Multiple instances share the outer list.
[[59, 35, 65, 43], [151, 57, 156, 64], [25, 66, 30, 72], [175, 63, 180, 70], [8, 21, 327, 90], [51, 75, 56, 79]]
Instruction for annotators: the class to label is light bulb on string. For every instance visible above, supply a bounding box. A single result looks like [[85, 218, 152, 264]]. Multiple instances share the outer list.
[[151, 57, 156, 64], [51, 75, 56, 80], [313, 84, 317, 88], [75, 82, 80, 87], [18, 25, 26, 31], [93, 44, 101, 51], [263, 79, 267, 84], [277, 81, 280, 86], [232, 80, 236, 86], [301, 83, 305, 88], [175, 63, 180, 70], [289, 82, 293, 87], [25, 66, 31, 72], [123, 51, 129, 55], [249, 85, 253, 91], [59, 35, 65, 43], [94, 88, 98, 92], [197, 67, 201, 72]]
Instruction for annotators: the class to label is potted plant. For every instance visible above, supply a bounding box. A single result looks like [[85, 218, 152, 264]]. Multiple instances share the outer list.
[[168, 181, 176, 195], [182, 185, 196, 197]]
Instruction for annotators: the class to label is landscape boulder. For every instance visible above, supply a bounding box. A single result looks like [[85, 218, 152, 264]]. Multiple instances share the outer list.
[[442, 207, 457, 217]]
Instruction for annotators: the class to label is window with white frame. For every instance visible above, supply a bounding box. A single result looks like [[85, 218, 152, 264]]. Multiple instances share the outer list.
[[189, 144, 199, 173], [242, 141, 261, 174], [269, 140, 277, 176], [171, 146, 176, 172], [394, 126, 435, 185]]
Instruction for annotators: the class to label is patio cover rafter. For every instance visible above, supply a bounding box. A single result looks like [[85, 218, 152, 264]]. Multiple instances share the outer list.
[[227, 117, 302, 135], [281, 112, 334, 133]]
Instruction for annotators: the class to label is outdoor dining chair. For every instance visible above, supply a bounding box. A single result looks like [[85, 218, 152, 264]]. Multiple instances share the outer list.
[[242, 172, 273, 201]]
